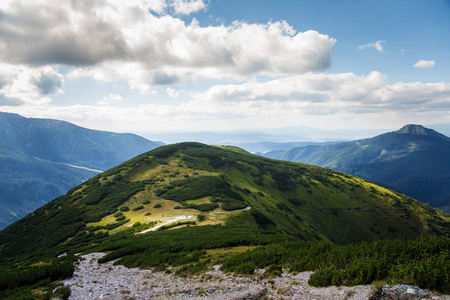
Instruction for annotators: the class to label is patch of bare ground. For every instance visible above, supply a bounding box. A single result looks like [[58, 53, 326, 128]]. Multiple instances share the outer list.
[[64, 253, 449, 300]]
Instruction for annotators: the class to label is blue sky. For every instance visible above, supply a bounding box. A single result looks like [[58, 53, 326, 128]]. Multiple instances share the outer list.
[[0, 0, 449, 135], [197, 0, 450, 82]]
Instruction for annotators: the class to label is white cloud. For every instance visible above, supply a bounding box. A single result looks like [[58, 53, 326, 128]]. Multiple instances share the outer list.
[[0, 64, 63, 105], [171, 0, 206, 15], [0, 0, 336, 94], [194, 72, 387, 105], [3, 71, 449, 133], [358, 40, 386, 53], [166, 88, 180, 98], [413, 60, 435, 69], [191, 71, 450, 116], [98, 93, 123, 105]]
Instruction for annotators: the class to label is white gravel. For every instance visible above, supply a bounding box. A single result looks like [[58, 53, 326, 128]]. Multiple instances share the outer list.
[[138, 215, 195, 234], [63, 253, 382, 300]]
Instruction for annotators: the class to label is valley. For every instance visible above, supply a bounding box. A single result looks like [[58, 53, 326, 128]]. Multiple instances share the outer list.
[[0, 112, 163, 229]]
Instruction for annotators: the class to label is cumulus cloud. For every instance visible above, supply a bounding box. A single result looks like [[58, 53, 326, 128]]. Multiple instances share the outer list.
[[0, 64, 63, 105], [413, 60, 435, 69], [358, 40, 386, 53], [166, 88, 180, 98], [0, 0, 336, 94], [191, 72, 450, 115], [171, 0, 207, 15]]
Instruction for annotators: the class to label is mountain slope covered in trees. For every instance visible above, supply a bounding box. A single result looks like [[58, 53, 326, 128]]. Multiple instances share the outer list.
[[265, 125, 450, 212]]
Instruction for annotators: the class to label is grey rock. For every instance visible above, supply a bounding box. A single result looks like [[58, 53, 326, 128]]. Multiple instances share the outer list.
[[370, 284, 433, 300]]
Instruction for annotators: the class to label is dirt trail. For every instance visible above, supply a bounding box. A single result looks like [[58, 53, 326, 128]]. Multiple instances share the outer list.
[[138, 215, 195, 234]]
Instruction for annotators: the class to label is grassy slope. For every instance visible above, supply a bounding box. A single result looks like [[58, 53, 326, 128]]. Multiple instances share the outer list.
[[266, 131, 450, 210], [1, 142, 449, 259]]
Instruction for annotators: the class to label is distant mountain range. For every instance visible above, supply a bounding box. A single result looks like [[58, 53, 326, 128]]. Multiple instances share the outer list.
[[144, 124, 450, 154], [144, 126, 386, 150], [265, 125, 450, 212], [0, 112, 163, 229]]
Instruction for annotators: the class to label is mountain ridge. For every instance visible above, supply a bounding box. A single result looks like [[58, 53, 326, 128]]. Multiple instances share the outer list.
[[0, 111, 164, 229], [1, 142, 449, 257], [264, 125, 450, 211]]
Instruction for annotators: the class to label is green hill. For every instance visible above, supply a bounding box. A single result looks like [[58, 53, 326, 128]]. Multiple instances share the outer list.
[[0, 142, 449, 298], [265, 125, 450, 212]]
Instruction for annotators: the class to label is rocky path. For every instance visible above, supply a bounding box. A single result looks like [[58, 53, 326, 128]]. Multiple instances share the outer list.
[[63, 253, 378, 300]]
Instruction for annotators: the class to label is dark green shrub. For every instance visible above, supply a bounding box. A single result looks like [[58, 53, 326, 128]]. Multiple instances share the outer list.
[[114, 212, 123, 218], [265, 264, 282, 277], [104, 219, 129, 230], [156, 176, 243, 202], [234, 262, 256, 275], [154, 204, 162, 208], [221, 202, 247, 211], [174, 206, 181, 209], [142, 200, 151, 205], [119, 206, 129, 212], [132, 205, 144, 211], [115, 215, 126, 221], [288, 198, 304, 206], [276, 202, 292, 212], [112, 174, 123, 182], [270, 167, 297, 191], [0, 262, 74, 291], [250, 209, 275, 226], [197, 203, 219, 212], [53, 286, 71, 299]]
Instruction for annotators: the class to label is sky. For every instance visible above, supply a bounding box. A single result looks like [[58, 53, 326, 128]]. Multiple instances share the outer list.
[[0, 0, 449, 136]]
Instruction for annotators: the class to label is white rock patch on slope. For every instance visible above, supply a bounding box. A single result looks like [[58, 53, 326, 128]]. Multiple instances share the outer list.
[[63, 253, 385, 300]]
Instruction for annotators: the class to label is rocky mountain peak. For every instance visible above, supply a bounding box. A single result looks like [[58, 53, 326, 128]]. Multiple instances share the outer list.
[[396, 124, 449, 140], [397, 124, 428, 135]]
